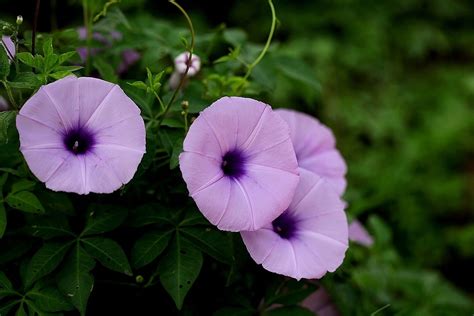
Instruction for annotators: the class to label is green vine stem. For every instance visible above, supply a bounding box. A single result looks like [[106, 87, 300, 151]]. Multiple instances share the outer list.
[[2, 81, 18, 109], [237, 0, 277, 95], [156, 0, 195, 129]]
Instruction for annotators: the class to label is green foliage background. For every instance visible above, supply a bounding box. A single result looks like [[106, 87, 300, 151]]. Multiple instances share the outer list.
[[0, 0, 473, 315]]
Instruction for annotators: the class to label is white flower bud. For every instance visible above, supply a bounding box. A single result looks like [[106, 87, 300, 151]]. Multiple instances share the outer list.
[[174, 52, 201, 77]]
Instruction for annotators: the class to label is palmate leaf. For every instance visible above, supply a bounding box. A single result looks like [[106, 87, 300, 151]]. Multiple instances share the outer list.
[[181, 226, 234, 265], [0, 300, 18, 315], [0, 111, 16, 145], [0, 271, 16, 299], [29, 216, 75, 239], [0, 271, 13, 290], [37, 191, 75, 216], [57, 244, 95, 316], [25, 241, 73, 288], [81, 204, 127, 236], [131, 229, 173, 269], [159, 232, 203, 310], [82, 237, 132, 276], [128, 204, 177, 228], [5, 191, 45, 214], [26, 285, 74, 312]]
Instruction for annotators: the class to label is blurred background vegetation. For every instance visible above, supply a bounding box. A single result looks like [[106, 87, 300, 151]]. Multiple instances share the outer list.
[[1, 0, 473, 314]]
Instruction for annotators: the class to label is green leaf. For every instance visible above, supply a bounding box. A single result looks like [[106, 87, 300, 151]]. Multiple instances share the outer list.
[[14, 304, 27, 316], [0, 111, 16, 145], [131, 229, 173, 269], [169, 136, 184, 169], [0, 271, 13, 290], [93, 57, 118, 83], [0, 271, 16, 298], [9, 72, 41, 90], [29, 216, 75, 239], [16, 52, 36, 68], [27, 286, 74, 312], [37, 191, 75, 216], [81, 204, 127, 236], [11, 179, 36, 194], [0, 203, 6, 238], [262, 306, 314, 316], [6, 191, 45, 214], [128, 81, 148, 90], [265, 280, 317, 306], [82, 237, 132, 276], [25, 241, 72, 288], [223, 29, 247, 47], [0, 300, 18, 315], [43, 54, 59, 72], [128, 204, 177, 228], [49, 70, 74, 80], [0, 239, 33, 265], [181, 226, 233, 264], [57, 244, 95, 316], [159, 233, 203, 309], [58, 51, 77, 64], [274, 56, 321, 91], [42, 38, 54, 57], [0, 42, 10, 78]]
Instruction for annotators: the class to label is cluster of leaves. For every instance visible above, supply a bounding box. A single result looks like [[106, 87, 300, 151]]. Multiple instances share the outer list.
[[1, 0, 473, 315]]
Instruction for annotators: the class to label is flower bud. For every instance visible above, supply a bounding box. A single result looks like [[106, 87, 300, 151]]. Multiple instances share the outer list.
[[174, 52, 201, 77], [16, 15, 23, 25]]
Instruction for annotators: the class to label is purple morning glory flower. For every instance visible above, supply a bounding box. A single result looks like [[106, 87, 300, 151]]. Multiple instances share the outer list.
[[301, 287, 340, 316], [76, 28, 140, 74], [179, 97, 299, 232], [1, 35, 15, 61], [349, 220, 374, 247], [16, 76, 146, 194], [241, 168, 348, 280], [0, 96, 9, 111], [276, 109, 347, 196]]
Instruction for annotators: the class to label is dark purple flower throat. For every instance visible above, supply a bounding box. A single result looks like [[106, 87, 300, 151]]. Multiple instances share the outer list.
[[63, 127, 95, 155], [221, 149, 246, 178], [272, 212, 297, 239]]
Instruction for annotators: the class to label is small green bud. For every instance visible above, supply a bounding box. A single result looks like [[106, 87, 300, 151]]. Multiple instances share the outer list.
[[135, 275, 144, 284], [16, 15, 23, 25], [181, 100, 189, 110]]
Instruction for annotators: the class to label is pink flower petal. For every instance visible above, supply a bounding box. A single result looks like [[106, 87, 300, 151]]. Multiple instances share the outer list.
[[301, 287, 340, 316], [17, 88, 67, 132], [91, 146, 145, 185], [277, 109, 347, 196], [44, 155, 87, 194], [43, 76, 79, 130], [77, 77, 115, 126], [180, 97, 299, 231], [241, 169, 348, 279], [349, 220, 374, 247], [83, 151, 123, 194], [16, 115, 63, 149], [17, 76, 146, 195], [84, 85, 140, 131], [20, 148, 70, 183], [93, 115, 145, 152], [179, 152, 223, 195], [2, 36, 15, 60]]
